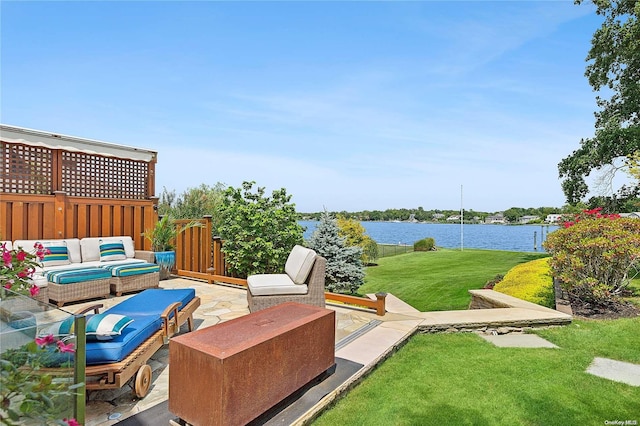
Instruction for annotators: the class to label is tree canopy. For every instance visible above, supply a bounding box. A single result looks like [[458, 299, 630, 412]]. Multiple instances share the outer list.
[[218, 181, 304, 278], [158, 183, 226, 233], [558, 0, 640, 205]]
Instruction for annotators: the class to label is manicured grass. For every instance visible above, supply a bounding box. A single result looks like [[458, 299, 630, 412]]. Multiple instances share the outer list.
[[359, 249, 549, 311], [314, 318, 640, 426]]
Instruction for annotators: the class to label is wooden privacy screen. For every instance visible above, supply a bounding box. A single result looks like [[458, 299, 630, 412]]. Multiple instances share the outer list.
[[174, 217, 217, 279], [1, 141, 157, 246]]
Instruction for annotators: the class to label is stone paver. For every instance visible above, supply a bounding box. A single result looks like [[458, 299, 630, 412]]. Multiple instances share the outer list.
[[586, 357, 640, 387], [478, 333, 559, 348]]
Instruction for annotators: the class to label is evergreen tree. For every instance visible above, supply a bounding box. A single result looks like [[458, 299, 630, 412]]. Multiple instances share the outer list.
[[308, 211, 364, 294]]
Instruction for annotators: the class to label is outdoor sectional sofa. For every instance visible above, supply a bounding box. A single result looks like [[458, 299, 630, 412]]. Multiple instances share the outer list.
[[8, 237, 160, 306]]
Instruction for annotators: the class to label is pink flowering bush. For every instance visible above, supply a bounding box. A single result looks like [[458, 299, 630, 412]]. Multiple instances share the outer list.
[[544, 208, 640, 304], [1, 242, 49, 297], [0, 334, 78, 425]]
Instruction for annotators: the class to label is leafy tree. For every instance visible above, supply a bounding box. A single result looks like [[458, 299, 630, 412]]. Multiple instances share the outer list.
[[218, 181, 304, 278], [503, 207, 524, 223], [336, 215, 379, 265], [158, 183, 226, 233], [307, 211, 364, 294], [559, 0, 640, 204]]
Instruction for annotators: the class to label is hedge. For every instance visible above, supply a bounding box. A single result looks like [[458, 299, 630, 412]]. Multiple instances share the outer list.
[[493, 257, 555, 308]]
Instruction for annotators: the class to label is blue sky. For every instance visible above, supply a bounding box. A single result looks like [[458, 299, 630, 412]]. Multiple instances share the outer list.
[[1, 1, 608, 213]]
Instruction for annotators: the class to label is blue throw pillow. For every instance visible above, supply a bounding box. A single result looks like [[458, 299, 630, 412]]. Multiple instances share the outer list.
[[99, 241, 127, 262], [42, 242, 70, 266]]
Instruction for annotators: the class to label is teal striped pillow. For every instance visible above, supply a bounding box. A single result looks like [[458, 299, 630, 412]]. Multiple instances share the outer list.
[[99, 241, 127, 262], [42, 243, 70, 266], [40, 313, 134, 341]]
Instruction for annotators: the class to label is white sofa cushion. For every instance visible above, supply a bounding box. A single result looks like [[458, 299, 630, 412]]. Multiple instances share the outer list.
[[13, 239, 82, 264], [284, 245, 317, 284], [1, 241, 12, 250], [81, 236, 135, 262], [247, 274, 309, 296]]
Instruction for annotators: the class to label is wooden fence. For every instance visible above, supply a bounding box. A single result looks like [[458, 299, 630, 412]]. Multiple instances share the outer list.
[[0, 192, 156, 249]]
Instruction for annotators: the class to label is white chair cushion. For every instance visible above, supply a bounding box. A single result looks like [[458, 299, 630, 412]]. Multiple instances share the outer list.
[[284, 245, 316, 284], [1, 241, 12, 250], [247, 274, 309, 296]]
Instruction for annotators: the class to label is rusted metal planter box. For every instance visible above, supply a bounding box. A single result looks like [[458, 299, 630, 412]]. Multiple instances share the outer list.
[[169, 302, 335, 426]]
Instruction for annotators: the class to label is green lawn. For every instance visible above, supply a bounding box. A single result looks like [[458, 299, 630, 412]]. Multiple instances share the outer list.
[[313, 250, 640, 426], [359, 249, 549, 311], [314, 319, 640, 426]]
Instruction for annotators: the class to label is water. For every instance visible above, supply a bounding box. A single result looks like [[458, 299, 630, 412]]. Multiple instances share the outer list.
[[299, 220, 559, 253]]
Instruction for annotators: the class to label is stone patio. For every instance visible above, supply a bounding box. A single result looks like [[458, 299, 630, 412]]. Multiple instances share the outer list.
[[67, 280, 575, 425]]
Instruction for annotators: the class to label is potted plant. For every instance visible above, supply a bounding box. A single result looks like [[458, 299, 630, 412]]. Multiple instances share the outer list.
[[144, 216, 200, 280]]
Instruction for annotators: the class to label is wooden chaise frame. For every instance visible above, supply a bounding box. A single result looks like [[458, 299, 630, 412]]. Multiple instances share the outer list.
[[76, 296, 201, 398]]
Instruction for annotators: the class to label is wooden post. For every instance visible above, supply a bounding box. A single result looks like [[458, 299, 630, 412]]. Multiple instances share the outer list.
[[53, 191, 66, 238], [375, 292, 387, 316]]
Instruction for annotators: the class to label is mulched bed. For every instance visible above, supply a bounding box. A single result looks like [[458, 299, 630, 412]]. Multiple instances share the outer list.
[[569, 294, 640, 320]]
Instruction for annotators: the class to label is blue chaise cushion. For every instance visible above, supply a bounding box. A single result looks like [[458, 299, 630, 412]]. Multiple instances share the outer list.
[[106, 288, 195, 317], [86, 315, 162, 365], [84, 288, 196, 365]]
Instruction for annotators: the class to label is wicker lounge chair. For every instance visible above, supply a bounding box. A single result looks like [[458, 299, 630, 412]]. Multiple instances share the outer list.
[[247, 245, 326, 312]]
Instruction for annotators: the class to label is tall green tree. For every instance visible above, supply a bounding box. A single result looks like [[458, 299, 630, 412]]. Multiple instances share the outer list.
[[559, 0, 640, 204], [218, 181, 303, 278]]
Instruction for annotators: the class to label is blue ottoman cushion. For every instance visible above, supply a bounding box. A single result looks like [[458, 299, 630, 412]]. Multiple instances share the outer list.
[[101, 262, 160, 277], [46, 267, 112, 284]]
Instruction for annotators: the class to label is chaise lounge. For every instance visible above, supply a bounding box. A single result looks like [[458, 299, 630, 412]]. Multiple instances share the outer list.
[[49, 288, 201, 398], [246, 245, 326, 312]]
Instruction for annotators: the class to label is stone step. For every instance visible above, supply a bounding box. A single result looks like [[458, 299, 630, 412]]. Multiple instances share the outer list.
[[367, 292, 420, 314]]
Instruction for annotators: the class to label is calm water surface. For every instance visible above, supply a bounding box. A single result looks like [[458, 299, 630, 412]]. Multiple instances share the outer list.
[[299, 221, 559, 253]]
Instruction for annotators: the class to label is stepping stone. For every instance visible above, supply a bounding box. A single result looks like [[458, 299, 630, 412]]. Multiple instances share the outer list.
[[586, 357, 640, 387], [479, 333, 559, 348]]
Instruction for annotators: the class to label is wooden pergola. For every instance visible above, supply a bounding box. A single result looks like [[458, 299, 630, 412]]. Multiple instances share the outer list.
[[0, 124, 158, 250]]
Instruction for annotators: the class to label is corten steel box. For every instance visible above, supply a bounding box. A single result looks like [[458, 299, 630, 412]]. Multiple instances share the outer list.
[[168, 302, 335, 426]]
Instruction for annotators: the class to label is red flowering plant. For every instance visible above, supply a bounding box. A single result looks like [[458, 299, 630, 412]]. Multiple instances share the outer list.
[[559, 207, 621, 229], [1, 242, 49, 297], [1, 332, 78, 425], [544, 208, 640, 305]]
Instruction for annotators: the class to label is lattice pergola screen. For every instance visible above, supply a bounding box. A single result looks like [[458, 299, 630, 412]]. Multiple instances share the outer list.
[[62, 151, 148, 199], [1, 142, 149, 199], [1, 142, 53, 194]]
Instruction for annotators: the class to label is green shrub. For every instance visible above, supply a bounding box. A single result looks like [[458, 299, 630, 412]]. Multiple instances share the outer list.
[[543, 208, 640, 305], [218, 181, 304, 278], [414, 237, 435, 252], [493, 258, 555, 308]]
